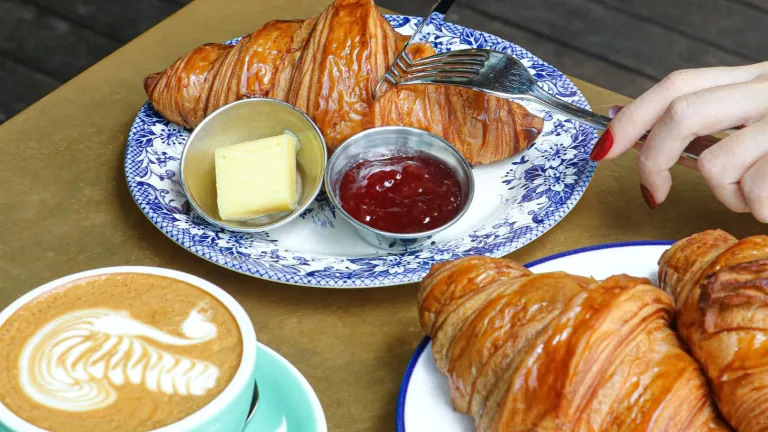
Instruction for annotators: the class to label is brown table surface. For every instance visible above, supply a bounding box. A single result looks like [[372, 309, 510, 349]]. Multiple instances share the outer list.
[[0, 0, 765, 430]]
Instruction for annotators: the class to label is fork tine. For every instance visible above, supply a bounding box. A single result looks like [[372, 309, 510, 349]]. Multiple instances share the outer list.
[[401, 50, 414, 65], [409, 50, 490, 66], [409, 54, 488, 67], [377, 49, 492, 98], [389, 66, 403, 81], [398, 66, 482, 79], [397, 55, 487, 79], [394, 56, 412, 75], [394, 75, 475, 87], [413, 48, 490, 59], [399, 60, 485, 74], [382, 71, 398, 84], [394, 69, 478, 83]]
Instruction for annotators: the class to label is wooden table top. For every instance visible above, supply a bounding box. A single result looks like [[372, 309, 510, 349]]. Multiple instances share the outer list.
[[0, 0, 764, 430]]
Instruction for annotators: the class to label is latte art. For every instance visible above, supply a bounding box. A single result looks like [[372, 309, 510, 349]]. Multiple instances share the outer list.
[[0, 273, 243, 432], [19, 303, 220, 412]]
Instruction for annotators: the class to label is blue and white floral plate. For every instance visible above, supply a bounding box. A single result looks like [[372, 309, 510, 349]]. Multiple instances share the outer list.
[[125, 15, 598, 288]]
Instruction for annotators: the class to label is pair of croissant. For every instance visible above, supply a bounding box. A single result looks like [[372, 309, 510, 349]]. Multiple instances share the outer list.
[[143, 0, 543, 165], [419, 229, 768, 431]]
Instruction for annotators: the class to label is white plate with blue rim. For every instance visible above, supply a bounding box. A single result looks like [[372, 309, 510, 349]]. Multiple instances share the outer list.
[[125, 15, 598, 288], [396, 241, 674, 431]]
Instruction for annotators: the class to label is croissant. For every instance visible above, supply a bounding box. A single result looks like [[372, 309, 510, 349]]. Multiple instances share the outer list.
[[418, 256, 730, 431], [143, 0, 544, 164], [659, 230, 768, 431]]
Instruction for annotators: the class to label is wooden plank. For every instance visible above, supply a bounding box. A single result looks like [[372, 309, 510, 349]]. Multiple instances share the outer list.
[[377, 0, 432, 16], [375, 0, 655, 96], [0, 0, 121, 82], [444, 5, 656, 97], [457, 0, 750, 80], [23, 0, 181, 43], [597, 0, 767, 61], [728, 0, 768, 12], [0, 57, 60, 124]]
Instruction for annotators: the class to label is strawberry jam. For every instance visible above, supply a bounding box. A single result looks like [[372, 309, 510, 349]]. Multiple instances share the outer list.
[[338, 155, 463, 234]]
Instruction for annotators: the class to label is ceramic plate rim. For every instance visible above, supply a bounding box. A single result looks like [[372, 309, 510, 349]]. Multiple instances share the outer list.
[[395, 240, 676, 431], [125, 14, 598, 288]]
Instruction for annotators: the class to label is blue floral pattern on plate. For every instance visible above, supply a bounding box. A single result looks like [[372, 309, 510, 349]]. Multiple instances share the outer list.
[[124, 15, 597, 288]]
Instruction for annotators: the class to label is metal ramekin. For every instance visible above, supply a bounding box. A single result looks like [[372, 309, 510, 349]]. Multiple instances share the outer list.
[[325, 126, 475, 251], [180, 99, 327, 233]]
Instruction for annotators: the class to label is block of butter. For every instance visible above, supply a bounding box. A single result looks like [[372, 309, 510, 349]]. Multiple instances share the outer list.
[[214, 134, 298, 221]]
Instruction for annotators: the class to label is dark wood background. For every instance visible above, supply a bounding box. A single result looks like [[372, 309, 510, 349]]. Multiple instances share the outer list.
[[1, 0, 765, 124]]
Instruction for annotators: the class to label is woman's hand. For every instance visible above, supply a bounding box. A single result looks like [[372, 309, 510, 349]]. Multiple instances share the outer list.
[[589, 62, 768, 222]]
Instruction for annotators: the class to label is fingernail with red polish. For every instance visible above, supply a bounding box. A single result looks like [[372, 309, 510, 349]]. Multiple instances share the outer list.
[[590, 129, 613, 161], [640, 184, 657, 209], [608, 105, 624, 118]]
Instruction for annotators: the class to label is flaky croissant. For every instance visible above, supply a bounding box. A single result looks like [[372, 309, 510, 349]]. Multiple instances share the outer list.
[[660, 230, 768, 432], [418, 256, 729, 431], [143, 0, 544, 164]]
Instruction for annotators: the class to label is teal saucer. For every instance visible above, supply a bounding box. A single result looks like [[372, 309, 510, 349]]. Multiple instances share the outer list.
[[245, 343, 327, 432]]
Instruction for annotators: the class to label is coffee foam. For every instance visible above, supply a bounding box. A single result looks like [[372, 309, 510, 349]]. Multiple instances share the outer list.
[[0, 272, 243, 432], [20, 303, 220, 412]]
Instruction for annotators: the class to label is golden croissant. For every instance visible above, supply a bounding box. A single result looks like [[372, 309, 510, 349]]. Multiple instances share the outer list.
[[660, 230, 768, 432], [418, 256, 729, 431], [143, 0, 544, 164]]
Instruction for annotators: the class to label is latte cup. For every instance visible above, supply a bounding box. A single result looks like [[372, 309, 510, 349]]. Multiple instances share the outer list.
[[0, 267, 258, 432]]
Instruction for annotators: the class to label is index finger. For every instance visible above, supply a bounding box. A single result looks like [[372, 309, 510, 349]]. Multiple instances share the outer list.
[[637, 78, 768, 204], [597, 63, 765, 161]]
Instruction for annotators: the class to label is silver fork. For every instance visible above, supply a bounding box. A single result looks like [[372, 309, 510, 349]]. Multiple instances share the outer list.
[[377, 48, 720, 161], [375, 0, 456, 99]]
